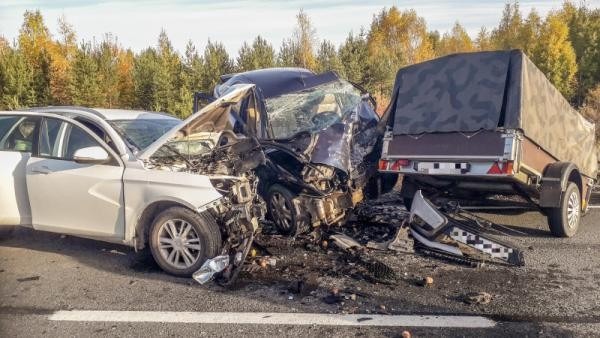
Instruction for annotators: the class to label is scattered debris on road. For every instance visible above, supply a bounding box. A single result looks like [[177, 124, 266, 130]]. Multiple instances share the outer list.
[[464, 292, 493, 305], [16, 275, 40, 282]]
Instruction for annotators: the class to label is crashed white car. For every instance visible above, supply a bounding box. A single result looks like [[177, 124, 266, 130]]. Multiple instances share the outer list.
[[0, 85, 265, 283]]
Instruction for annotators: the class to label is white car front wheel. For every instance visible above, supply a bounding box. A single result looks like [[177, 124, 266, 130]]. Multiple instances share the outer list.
[[149, 207, 221, 276]]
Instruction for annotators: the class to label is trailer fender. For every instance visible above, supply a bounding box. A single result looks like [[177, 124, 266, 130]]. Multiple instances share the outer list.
[[540, 162, 582, 208]]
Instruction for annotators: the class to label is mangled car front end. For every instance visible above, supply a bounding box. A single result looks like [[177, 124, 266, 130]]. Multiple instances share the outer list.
[[139, 84, 266, 284]]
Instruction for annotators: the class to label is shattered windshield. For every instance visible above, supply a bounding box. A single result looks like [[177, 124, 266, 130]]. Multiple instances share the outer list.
[[265, 80, 362, 139], [111, 119, 180, 151]]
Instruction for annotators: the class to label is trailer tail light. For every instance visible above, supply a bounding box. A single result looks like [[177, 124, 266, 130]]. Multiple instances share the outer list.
[[487, 161, 514, 175], [379, 159, 410, 171], [390, 159, 410, 171]]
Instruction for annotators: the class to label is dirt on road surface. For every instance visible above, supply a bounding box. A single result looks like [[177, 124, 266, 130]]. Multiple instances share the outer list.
[[1, 198, 600, 337]]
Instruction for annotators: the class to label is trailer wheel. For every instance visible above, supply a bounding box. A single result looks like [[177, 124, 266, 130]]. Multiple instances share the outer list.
[[547, 182, 581, 238]]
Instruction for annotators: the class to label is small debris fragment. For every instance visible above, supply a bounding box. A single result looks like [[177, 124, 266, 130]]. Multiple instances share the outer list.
[[350, 294, 357, 301], [402, 330, 412, 338], [464, 292, 492, 305], [288, 274, 319, 296], [60, 235, 66, 239], [322, 294, 342, 304], [250, 249, 258, 257], [259, 259, 268, 268], [321, 240, 328, 249], [417, 276, 434, 287], [330, 234, 362, 250], [17, 276, 40, 282], [288, 295, 294, 300]]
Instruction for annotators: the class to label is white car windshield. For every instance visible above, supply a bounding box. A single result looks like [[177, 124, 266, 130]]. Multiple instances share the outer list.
[[111, 119, 180, 151], [264, 80, 362, 139]]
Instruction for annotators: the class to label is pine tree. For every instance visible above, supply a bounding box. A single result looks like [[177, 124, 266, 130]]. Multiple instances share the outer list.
[[133, 47, 160, 111], [0, 47, 36, 109], [183, 40, 204, 92], [236, 35, 275, 71], [69, 42, 102, 106], [559, 3, 600, 105], [315, 40, 343, 75], [339, 31, 369, 87], [475, 27, 493, 51], [201, 40, 233, 93], [18, 10, 53, 105], [277, 38, 297, 67], [491, 2, 523, 49], [95, 34, 121, 108]]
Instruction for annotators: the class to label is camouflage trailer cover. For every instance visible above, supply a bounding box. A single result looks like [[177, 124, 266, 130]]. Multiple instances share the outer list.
[[388, 50, 597, 178]]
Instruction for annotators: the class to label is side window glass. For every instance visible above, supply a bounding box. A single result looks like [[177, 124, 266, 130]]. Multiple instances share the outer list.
[[0, 116, 20, 139], [39, 118, 65, 157], [63, 124, 102, 160], [0, 116, 40, 153]]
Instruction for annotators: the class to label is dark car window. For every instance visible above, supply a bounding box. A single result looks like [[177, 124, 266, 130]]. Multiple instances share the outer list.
[[63, 124, 102, 160], [0, 116, 20, 139], [0, 116, 40, 153], [39, 118, 110, 162]]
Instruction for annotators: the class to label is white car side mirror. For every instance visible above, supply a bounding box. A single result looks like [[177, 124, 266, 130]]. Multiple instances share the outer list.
[[73, 146, 110, 164]]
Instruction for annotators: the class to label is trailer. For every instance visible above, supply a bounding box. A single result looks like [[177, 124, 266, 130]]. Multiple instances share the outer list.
[[379, 50, 598, 237]]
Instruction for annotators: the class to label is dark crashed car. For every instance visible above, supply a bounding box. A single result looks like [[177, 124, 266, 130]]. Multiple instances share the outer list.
[[203, 68, 396, 235]]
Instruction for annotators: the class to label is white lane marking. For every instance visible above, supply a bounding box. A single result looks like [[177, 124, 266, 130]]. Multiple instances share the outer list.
[[48, 311, 496, 328], [588, 205, 600, 209]]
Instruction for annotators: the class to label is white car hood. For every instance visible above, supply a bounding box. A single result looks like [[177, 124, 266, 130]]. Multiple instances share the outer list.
[[138, 83, 255, 161]]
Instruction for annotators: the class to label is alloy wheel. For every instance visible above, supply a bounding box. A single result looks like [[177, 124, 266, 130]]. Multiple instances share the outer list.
[[567, 191, 580, 229], [157, 219, 201, 269]]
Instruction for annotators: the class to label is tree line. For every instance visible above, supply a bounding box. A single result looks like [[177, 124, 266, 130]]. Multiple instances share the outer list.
[[0, 1, 599, 126]]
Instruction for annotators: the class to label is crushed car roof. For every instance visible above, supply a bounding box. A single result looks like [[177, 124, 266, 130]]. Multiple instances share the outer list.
[[215, 68, 339, 99]]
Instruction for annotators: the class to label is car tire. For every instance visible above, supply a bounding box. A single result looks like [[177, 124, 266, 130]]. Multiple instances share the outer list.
[[547, 182, 581, 238], [149, 207, 221, 277], [267, 184, 300, 236]]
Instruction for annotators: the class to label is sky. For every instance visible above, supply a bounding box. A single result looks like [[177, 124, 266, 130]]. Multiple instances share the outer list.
[[1, 0, 599, 55]]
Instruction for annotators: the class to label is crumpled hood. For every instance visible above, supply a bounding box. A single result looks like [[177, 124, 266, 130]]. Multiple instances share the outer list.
[[139, 84, 256, 161]]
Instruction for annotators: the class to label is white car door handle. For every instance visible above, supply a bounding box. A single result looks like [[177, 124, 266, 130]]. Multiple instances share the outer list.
[[31, 166, 52, 175]]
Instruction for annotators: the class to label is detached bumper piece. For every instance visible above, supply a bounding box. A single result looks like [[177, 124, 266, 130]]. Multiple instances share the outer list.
[[409, 191, 525, 266]]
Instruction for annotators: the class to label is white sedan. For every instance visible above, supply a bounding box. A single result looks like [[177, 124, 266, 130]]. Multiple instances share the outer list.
[[0, 85, 265, 282]]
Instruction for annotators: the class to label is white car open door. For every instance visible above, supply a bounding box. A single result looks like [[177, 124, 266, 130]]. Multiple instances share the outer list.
[[0, 114, 37, 226], [25, 115, 126, 239]]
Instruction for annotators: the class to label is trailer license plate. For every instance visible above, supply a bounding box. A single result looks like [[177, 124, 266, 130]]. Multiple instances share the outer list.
[[416, 162, 470, 174]]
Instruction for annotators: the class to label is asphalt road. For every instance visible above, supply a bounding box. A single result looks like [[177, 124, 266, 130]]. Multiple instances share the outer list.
[[1, 204, 600, 337]]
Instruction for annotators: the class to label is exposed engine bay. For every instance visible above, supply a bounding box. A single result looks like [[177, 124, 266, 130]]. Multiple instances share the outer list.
[[142, 86, 267, 285]]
